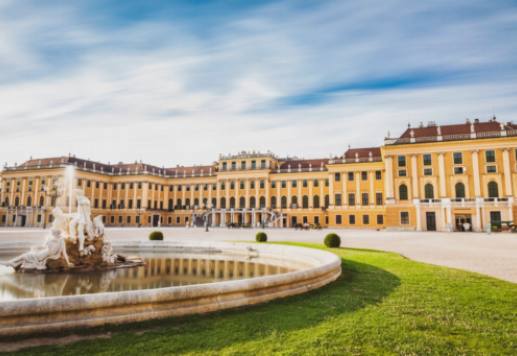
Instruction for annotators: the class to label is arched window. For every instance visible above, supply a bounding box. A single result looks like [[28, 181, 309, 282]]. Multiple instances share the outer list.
[[281, 196, 287, 209], [194, 198, 199, 207], [39, 196, 44, 207], [239, 197, 245, 209], [259, 196, 266, 208], [324, 195, 329, 208], [229, 197, 236, 209], [250, 197, 256, 208], [26, 196, 32, 207], [291, 196, 298, 208], [220, 197, 226, 209], [424, 183, 434, 199], [14, 197, 19, 207], [185, 198, 191, 208], [4, 197, 9, 207], [176, 199, 182, 209], [302, 195, 309, 209], [168, 199, 173, 211], [488, 181, 499, 198], [271, 196, 277, 208], [313, 195, 320, 208], [211, 198, 217, 208], [202, 198, 208, 208], [399, 184, 408, 200], [455, 182, 466, 199]]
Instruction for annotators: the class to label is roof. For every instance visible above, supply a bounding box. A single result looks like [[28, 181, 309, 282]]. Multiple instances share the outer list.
[[278, 159, 329, 170], [344, 147, 382, 161], [394, 118, 517, 144]]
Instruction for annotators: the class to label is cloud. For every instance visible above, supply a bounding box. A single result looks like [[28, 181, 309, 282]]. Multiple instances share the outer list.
[[1, 0, 517, 167]]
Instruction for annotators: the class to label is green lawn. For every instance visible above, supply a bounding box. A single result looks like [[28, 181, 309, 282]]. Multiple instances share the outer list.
[[11, 243, 517, 355]]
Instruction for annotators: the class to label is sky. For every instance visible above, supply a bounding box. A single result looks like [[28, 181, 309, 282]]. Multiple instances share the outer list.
[[1, 0, 517, 167]]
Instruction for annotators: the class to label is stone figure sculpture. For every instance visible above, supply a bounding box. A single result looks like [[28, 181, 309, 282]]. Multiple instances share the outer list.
[[4, 187, 143, 273], [7, 229, 72, 271], [69, 189, 95, 255]]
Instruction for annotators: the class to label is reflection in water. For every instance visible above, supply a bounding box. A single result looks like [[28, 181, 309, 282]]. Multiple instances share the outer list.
[[0, 255, 293, 301]]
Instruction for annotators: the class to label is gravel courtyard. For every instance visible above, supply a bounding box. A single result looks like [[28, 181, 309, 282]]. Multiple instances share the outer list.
[[1, 227, 516, 283]]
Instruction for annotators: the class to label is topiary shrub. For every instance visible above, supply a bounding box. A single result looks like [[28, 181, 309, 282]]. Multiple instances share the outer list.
[[256, 231, 268, 242], [149, 230, 164, 241], [324, 233, 341, 248]]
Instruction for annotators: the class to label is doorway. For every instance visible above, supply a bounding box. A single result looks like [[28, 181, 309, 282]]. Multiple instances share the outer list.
[[426, 212, 436, 231], [152, 215, 160, 227], [489, 211, 502, 230], [455, 214, 472, 231]]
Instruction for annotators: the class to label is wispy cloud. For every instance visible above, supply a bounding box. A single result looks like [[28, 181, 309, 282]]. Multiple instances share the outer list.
[[1, 0, 517, 166]]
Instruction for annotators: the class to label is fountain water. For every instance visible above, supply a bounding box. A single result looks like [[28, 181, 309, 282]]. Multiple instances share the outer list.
[[64, 165, 75, 214]]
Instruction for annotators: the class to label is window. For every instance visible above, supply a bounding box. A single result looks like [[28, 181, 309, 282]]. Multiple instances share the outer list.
[[486, 165, 497, 173], [398, 155, 406, 167], [334, 173, 341, 182], [324, 195, 330, 208], [361, 193, 369, 206], [336, 215, 342, 224], [291, 196, 297, 208], [241, 161, 246, 169], [348, 193, 355, 206], [250, 181, 254, 189], [291, 180, 297, 188], [423, 154, 432, 166], [271, 196, 277, 208], [400, 212, 409, 224], [303, 180, 308, 188], [250, 197, 256, 208], [240, 181, 245, 189], [348, 215, 356, 225], [362, 215, 369, 224], [485, 150, 495, 163], [325, 179, 329, 187], [302, 195, 309, 208], [313, 179, 319, 187], [271, 181, 276, 189], [231, 161, 236, 170], [334, 193, 342, 206], [251, 160, 256, 169], [453, 152, 463, 164], [260, 180, 265, 189], [424, 184, 434, 199], [361, 171, 367, 180], [313, 195, 320, 208], [222, 162, 227, 170], [376, 192, 383, 205], [399, 184, 408, 200], [348, 172, 354, 181], [454, 166, 465, 174], [281, 181, 287, 188], [239, 197, 245, 208], [455, 182, 466, 199], [261, 159, 266, 168], [424, 168, 433, 176], [375, 170, 382, 180], [398, 169, 407, 177], [487, 181, 499, 198], [377, 215, 384, 224], [281, 196, 287, 208]]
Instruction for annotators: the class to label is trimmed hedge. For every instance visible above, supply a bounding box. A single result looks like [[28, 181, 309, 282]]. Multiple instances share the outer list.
[[149, 230, 164, 241], [256, 231, 268, 242], [324, 233, 341, 248]]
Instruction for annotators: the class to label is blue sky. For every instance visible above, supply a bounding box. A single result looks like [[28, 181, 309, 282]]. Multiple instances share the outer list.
[[1, 0, 517, 166]]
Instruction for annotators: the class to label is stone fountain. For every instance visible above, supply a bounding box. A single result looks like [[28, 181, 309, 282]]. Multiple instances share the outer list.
[[4, 188, 143, 273]]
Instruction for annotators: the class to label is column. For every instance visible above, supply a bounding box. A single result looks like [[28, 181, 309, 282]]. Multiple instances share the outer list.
[[265, 178, 270, 209], [216, 181, 221, 209], [297, 180, 301, 209], [369, 171, 374, 205], [415, 201, 422, 231], [342, 173, 347, 206], [329, 173, 334, 206], [384, 156, 394, 202], [411, 155, 419, 199], [355, 171, 360, 205], [438, 153, 446, 197], [502, 149, 513, 197], [225, 179, 230, 210], [308, 180, 313, 208], [471, 150, 481, 197], [207, 183, 211, 207]]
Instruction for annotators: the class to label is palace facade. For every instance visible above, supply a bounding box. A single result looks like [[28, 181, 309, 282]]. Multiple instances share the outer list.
[[1, 118, 516, 232]]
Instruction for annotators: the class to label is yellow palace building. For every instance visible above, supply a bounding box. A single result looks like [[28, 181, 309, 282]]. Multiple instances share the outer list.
[[1, 118, 516, 232]]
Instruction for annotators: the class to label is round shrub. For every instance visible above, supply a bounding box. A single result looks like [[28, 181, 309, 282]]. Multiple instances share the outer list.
[[149, 230, 164, 241], [256, 231, 268, 242], [324, 233, 341, 248]]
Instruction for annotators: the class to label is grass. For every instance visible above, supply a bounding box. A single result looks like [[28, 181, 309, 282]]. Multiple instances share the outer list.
[[8, 243, 517, 355]]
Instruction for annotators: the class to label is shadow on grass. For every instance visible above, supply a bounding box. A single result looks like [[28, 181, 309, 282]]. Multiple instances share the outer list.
[[11, 256, 401, 354]]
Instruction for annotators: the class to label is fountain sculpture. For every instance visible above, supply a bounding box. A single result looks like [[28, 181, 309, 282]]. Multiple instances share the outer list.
[[5, 189, 143, 273]]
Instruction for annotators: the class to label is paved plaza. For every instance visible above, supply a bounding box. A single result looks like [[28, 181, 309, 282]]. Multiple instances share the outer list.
[[0, 227, 516, 283]]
